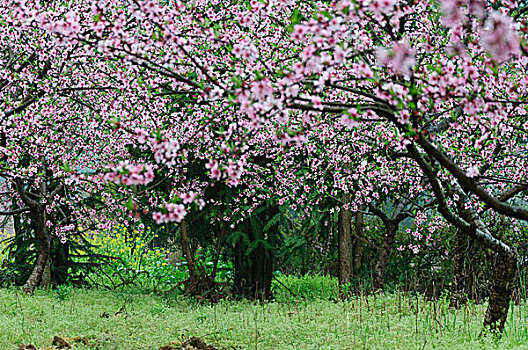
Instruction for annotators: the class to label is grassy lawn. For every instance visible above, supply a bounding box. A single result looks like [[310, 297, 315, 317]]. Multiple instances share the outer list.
[[1, 279, 528, 349]]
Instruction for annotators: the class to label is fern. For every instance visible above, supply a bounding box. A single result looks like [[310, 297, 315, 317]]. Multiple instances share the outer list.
[[225, 230, 250, 247], [263, 211, 281, 232]]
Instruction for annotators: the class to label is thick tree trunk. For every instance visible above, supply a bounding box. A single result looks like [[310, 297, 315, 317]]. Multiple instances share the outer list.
[[483, 253, 517, 332], [233, 203, 277, 300], [234, 242, 273, 300], [450, 228, 469, 308], [373, 223, 397, 292], [337, 196, 353, 298], [51, 239, 71, 285], [352, 210, 365, 273], [22, 209, 49, 295], [180, 218, 200, 294], [40, 257, 51, 288], [233, 226, 274, 300]]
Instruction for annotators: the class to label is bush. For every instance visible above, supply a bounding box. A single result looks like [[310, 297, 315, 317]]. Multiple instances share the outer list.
[[82, 224, 188, 291], [0, 228, 14, 269]]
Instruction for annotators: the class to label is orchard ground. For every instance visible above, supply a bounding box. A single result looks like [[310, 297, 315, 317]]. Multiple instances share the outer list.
[[2, 276, 528, 350]]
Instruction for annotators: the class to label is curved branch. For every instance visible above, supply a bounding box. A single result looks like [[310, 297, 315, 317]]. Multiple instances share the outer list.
[[0, 207, 30, 215], [416, 134, 528, 222], [406, 142, 471, 231], [14, 178, 39, 208]]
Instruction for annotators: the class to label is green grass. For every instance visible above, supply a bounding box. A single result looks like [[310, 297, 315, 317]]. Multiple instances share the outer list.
[[1, 278, 528, 349]]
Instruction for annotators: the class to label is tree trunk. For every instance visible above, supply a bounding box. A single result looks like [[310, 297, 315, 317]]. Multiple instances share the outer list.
[[51, 238, 71, 285], [22, 209, 49, 295], [337, 197, 353, 298], [352, 210, 365, 273], [234, 242, 273, 300], [40, 257, 51, 288], [233, 204, 277, 300], [483, 253, 517, 332], [450, 228, 469, 308], [233, 227, 274, 300], [373, 222, 397, 292], [180, 218, 199, 294]]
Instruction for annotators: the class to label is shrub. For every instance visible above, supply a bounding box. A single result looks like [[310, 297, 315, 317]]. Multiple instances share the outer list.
[[81, 224, 188, 291]]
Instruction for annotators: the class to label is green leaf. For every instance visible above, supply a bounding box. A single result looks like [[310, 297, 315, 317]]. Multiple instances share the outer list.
[[291, 9, 300, 25], [61, 162, 71, 173], [125, 197, 134, 210]]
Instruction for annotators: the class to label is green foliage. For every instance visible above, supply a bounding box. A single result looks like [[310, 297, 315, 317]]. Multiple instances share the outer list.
[[0, 227, 36, 286], [83, 224, 188, 291], [226, 201, 285, 260], [80, 224, 235, 292], [194, 247, 233, 281], [275, 207, 337, 276], [0, 215, 92, 287], [45, 284, 73, 301]]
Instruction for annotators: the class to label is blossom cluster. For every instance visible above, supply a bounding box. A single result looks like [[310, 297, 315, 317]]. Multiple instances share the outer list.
[[152, 203, 187, 224], [104, 162, 155, 186]]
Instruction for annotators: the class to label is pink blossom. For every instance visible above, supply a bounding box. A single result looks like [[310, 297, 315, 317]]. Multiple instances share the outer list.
[[439, 0, 484, 27], [311, 96, 323, 110], [334, 45, 347, 64], [210, 163, 222, 180], [466, 165, 480, 178], [180, 191, 197, 204], [376, 43, 416, 76], [153, 212, 163, 223], [371, 0, 397, 14], [105, 162, 155, 186], [291, 25, 308, 41], [136, 128, 149, 144], [480, 12, 520, 61], [206, 159, 217, 170], [340, 111, 358, 129], [285, 84, 299, 98]]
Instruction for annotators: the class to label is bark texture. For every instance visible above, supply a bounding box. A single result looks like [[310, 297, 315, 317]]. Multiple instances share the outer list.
[[352, 210, 365, 273], [450, 228, 468, 308], [180, 218, 199, 293], [234, 241, 274, 300], [372, 223, 397, 291], [233, 203, 277, 300], [369, 198, 410, 292], [22, 208, 49, 294], [337, 197, 353, 297], [483, 254, 518, 332], [450, 227, 480, 308]]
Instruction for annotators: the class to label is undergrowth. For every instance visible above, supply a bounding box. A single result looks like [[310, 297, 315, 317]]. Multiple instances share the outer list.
[[1, 275, 528, 349]]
